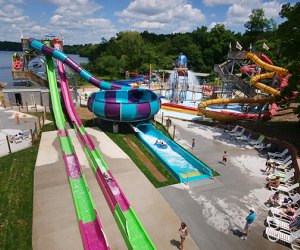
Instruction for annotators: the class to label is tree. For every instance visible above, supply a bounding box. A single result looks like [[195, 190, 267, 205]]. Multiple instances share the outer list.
[[277, 3, 300, 118], [244, 9, 271, 33]]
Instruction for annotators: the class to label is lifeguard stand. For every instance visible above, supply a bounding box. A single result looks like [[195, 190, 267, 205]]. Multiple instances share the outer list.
[[171, 53, 188, 103]]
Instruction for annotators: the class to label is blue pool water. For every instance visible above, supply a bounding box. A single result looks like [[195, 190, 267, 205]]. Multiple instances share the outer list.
[[136, 123, 213, 182]]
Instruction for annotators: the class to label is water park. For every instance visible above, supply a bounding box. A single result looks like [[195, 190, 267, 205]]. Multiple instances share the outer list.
[[0, 31, 299, 250]]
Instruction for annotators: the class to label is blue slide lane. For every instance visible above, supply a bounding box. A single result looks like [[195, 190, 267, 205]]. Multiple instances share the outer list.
[[136, 123, 213, 182]]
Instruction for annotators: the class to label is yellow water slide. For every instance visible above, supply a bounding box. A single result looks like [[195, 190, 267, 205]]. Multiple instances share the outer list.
[[198, 52, 288, 121]]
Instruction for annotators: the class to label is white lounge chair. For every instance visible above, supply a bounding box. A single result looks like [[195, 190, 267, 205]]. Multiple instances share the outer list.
[[268, 149, 289, 159], [235, 132, 252, 142], [249, 135, 265, 146], [270, 183, 299, 197], [274, 155, 292, 165], [269, 206, 300, 221], [255, 143, 271, 151], [224, 125, 240, 134], [269, 168, 294, 179], [280, 193, 300, 209], [275, 160, 293, 173], [229, 128, 245, 137], [266, 216, 291, 231], [268, 170, 294, 185], [265, 226, 300, 249]]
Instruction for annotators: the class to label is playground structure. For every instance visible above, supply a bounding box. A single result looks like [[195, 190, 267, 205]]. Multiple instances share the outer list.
[[11, 39, 48, 86], [170, 53, 189, 103], [197, 51, 289, 122], [29, 38, 157, 249]]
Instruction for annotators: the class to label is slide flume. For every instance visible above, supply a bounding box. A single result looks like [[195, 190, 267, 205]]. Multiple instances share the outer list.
[[44, 43, 110, 250], [198, 52, 288, 121], [44, 39, 156, 249]]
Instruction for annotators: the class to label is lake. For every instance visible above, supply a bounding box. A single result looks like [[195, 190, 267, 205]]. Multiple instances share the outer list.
[[0, 50, 88, 83]]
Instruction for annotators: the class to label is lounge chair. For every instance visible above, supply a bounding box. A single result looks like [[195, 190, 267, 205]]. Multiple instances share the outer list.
[[270, 183, 299, 197], [268, 149, 289, 159], [21, 129, 31, 140], [265, 226, 300, 248], [224, 125, 240, 134], [274, 155, 292, 165], [269, 168, 295, 179], [275, 160, 293, 173], [266, 216, 291, 231], [268, 207, 300, 223], [255, 143, 271, 151], [249, 135, 265, 146], [268, 170, 294, 185], [229, 128, 245, 137], [235, 132, 252, 142], [280, 193, 300, 209]]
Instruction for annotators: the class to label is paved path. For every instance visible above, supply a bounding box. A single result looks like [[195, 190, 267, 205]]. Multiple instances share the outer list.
[[0, 107, 37, 156], [158, 118, 289, 250], [33, 128, 199, 250]]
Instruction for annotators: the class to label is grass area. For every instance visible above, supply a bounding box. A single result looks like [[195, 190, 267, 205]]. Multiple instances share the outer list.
[[0, 113, 54, 250]]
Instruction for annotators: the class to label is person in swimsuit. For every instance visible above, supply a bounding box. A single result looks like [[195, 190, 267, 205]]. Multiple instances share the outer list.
[[179, 222, 188, 249], [222, 151, 227, 165]]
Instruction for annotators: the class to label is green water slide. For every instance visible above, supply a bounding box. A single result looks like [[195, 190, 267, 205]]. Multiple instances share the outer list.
[[45, 53, 109, 249]]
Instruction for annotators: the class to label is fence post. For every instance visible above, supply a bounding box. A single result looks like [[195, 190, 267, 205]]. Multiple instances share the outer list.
[[6, 136, 12, 154], [35, 122, 38, 134], [161, 112, 164, 125], [26, 102, 29, 113], [172, 125, 176, 140], [42, 114, 45, 125], [35, 103, 37, 112], [38, 116, 41, 131], [30, 129, 34, 145]]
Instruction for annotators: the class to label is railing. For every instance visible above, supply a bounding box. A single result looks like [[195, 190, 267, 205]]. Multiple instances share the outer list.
[[12, 70, 48, 86]]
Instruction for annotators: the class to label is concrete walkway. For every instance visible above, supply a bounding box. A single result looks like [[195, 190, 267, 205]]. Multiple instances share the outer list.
[[33, 128, 199, 250], [0, 107, 37, 156], [158, 118, 289, 250]]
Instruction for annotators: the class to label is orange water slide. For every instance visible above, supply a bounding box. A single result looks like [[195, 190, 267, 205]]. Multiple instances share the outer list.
[[197, 52, 288, 121]]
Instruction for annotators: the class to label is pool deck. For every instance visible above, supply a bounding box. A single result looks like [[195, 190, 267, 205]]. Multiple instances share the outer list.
[[32, 128, 199, 250], [157, 117, 289, 250]]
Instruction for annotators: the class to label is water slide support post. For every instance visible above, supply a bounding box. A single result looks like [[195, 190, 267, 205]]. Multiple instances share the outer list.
[[113, 122, 119, 134]]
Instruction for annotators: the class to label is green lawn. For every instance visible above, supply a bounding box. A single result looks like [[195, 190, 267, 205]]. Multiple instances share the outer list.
[[0, 138, 39, 250]]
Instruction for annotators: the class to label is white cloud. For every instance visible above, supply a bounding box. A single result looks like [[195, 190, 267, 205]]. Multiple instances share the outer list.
[[202, 0, 236, 7], [223, 0, 282, 30], [115, 0, 205, 33]]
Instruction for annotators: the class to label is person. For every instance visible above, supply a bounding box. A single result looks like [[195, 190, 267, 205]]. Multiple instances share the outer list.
[[155, 139, 159, 145], [179, 222, 188, 249], [265, 158, 275, 174], [103, 172, 112, 182], [23, 114, 27, 122], [191, 138, 195, 149], [280, 204, 296, 217], [267, 191, 281, 207], [222, 151, 227, 165], [241, 208, 256, 240], [266, 176, 280, 189], [160, 141, 165, 146], [15, 113, 20, 124]]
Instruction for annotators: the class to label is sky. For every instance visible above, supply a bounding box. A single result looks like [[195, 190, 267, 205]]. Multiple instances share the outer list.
[[0, 0, 297, 45]]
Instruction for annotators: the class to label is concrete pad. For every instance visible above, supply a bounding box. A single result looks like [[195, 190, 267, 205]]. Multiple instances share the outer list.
[[32, 132, 83, 250], [157, 118, 289, 250]]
